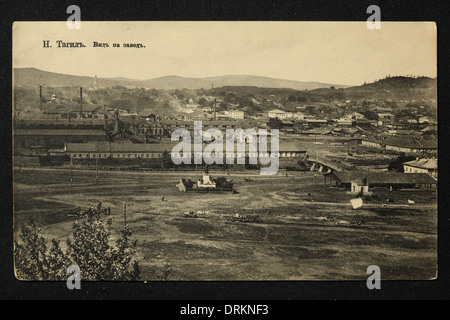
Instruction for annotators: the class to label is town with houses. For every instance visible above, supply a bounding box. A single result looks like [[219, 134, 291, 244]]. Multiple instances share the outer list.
[[13, 69, 438, 281], [14, 73, 437, 183]]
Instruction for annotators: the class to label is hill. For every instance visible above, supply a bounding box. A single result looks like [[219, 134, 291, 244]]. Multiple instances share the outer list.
[[14, 68, 136, 88], [13, 68, 349, 91], [203, 76, 437, 116], [341, 76, 437, 100]]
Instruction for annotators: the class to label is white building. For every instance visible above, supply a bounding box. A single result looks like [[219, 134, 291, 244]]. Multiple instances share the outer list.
[[225, 110, 245, 119], [362, 139, 381, 148], [378, 113, 394, 120], [346, 112, 365, 120], [403, 158, 437, 178], [419, 117, 437, 125], [336, 118, 353, 126], [268, 109, 293, 119]]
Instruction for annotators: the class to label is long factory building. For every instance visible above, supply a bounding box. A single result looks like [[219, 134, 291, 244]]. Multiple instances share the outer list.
[[64, 141, 306, 160]]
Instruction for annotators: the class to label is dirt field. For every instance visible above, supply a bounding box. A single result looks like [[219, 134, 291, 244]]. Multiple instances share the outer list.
[[13, 167, 437, 281]]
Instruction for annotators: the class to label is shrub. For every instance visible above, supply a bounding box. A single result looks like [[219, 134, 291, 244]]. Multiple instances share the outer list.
[[15, 213, 140, 281], [14, 221, 67, 280]]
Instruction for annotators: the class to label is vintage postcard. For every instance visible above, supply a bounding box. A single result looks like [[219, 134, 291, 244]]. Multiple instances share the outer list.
[[12, 21, 437, 282]]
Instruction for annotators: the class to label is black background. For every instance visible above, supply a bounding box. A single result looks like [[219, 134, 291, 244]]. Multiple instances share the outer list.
[[0, 0, 449, 303]]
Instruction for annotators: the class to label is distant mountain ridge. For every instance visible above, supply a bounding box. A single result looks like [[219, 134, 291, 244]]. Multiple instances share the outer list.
[[13, 68, 350, 91], [342, 76, 437, 100]]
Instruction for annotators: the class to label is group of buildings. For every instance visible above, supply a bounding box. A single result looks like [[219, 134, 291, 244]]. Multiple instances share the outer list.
[[63, 141, 307, 161], [325, 169, 437, 194], [14, 115, 438, 193], [362, 134, 437, 154]]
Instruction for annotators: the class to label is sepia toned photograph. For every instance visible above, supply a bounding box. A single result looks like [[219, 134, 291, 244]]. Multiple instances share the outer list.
[[12, 21, 437, 282]]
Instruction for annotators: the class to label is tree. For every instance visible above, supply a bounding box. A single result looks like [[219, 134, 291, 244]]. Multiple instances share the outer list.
[[14, 221, 67, 280], [66, 214, 140, 281], [267, 117, 283, 129], [15, 212, 141, 281], [136, 96, 155, 109], [197, 97, 208, 106], [110, 99, 133, 111], [161, 150, 174, 169], [304, 106, 316, 115], [218, 102, 228, 111], [288, 93, 306, 102], [388, 154, 416, 172], [362, 110, 378, 121]]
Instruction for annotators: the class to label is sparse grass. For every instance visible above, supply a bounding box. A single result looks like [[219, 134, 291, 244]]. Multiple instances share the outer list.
[[14, 167, 437, 280]]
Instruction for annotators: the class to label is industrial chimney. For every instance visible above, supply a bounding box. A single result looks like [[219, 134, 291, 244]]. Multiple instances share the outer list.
[[80, 87, 83, 118], [214, 99, 217, 121], [39, 85, 42, 109]]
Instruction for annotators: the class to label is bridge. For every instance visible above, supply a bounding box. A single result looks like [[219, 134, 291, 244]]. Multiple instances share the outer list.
[[306, 152, 353, 173]]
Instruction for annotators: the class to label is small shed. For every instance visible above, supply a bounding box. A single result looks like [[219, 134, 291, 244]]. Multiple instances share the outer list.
[[350, 176, 369, 194], [325, 170, 437, 191]]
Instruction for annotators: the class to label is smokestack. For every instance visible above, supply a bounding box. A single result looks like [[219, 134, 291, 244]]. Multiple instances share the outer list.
[[39, 85, 42, 109], [214, 99, 217, 121], [80, 87, 83, 118]]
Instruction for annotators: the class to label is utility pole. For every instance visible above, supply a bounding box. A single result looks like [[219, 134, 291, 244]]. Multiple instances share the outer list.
[[95, 157, 99, 184], [123, 202, 127, 227], [80, 87, 83, 119], [39, 85, 43, 110], [314, 133, 317, 162], [70, 156, 73, 188]]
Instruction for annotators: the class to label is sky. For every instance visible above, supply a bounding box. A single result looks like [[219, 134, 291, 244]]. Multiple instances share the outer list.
[[13, 21, 437, 86]]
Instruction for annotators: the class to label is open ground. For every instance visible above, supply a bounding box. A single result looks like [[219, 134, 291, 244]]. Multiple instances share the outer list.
[[13, 167, 437, 281]]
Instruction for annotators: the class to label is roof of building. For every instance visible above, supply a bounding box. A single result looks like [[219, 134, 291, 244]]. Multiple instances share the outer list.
[[307, 127, 334, 135], [135, 119, 164, 127], [363, 136, 381, 144], [380, 135, 437, 150], [337, 118, 353, 122], [421, 125, 438, 132], [14, 128, 106, 136], [65, 141, 306, 154], [14, 119, 106, 126], [110, 143, 175, 153], [160, 120, 241, 127], [403, 158, 438, 170], [378, 113, 394, 117], [392, 130, 422, 136], [66, 142, 176, 153], [65, 141, 109, 152], [305, 119, 327, 123], [326, 170, 437, 185]]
